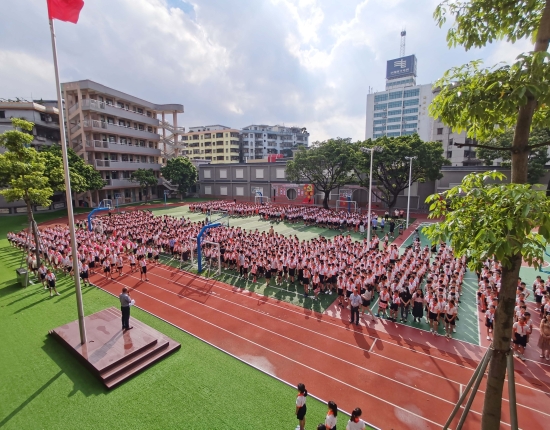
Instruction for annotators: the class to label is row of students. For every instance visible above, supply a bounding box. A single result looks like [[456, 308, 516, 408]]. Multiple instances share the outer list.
[[295, 383, 367, 430]]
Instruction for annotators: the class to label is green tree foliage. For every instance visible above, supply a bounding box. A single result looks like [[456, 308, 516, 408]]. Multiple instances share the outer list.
[[130, 168, 158, 202], [42, 144, 105, 193], [160, 156, 197, 196], [476, 128, 550, 186], [285, 138, 354, 209], [353, 134, 449, 209], [0, 119, 53, 266], [429, 1, 550, 427]]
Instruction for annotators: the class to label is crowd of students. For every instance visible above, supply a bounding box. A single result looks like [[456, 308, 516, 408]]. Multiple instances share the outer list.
[[189, 200, 406, 236], [476, 261, 550, 361], [9, 207, 469, 340]]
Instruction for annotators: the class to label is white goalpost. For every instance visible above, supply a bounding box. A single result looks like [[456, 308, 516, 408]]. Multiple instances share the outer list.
[[189, 239, 221, 276], [254, 195, 271, 205], [336, 199, 358, 212]]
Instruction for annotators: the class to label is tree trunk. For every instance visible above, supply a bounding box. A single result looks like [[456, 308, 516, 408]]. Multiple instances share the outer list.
[[322, 190, 330, 209], [26, 199, 41, 268], [481, 252, 522, 429], [387, 192, 399, 210]]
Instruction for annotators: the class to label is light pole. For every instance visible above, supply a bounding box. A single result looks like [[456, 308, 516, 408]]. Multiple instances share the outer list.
[[360, 146, 382, 244], [405, 156, 417, 229]]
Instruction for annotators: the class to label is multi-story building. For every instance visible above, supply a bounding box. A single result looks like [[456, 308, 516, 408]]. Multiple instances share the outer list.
[[240, 124, 309, 160], [0, 99, 61, 150], [182, 125, 240, 164], [365, 55, 434, 142], [431, 88, 482, 166], [62, 80, 183, 205], [0, 100, 66, 214]]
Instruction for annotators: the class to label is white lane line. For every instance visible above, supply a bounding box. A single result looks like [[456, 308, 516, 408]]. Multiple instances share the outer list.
[[369, 338, 378, 352], [97, 276, 443, 430]]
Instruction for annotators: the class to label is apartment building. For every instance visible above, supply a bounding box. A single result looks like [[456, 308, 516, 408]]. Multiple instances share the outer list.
[[182, 125, 240, 164], [62, 80, 183, 205], [241, 124, 309, 160], [0, 100, 66, 214], [0, 99, 61, 150], [365, 54, 434, 142]]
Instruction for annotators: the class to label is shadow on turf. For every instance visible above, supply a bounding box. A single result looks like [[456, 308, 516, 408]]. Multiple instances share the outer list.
[[41, 336, 105, 397], [0, 370, 63, 427]]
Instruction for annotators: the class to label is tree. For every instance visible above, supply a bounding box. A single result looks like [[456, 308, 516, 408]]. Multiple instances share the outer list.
[[476, 128, 550, 187], [285, 138, 354, 209], [160, 156, 197, 197], [130, 168, 158, 202], [430, 1, 550, 427], [41, 145, 105, 195], [353, 134, 449, 209], [0, 119, 54, 266]]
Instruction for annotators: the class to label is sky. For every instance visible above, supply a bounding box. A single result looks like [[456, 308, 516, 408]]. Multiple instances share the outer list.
[[0, 0, 532, 142]]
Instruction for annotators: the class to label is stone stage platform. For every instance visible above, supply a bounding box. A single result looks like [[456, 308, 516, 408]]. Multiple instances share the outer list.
[[49, 307, 180, 389]]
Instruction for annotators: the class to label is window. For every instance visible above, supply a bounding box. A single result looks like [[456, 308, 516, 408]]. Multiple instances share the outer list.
[[387, 125, 401, 130], [374, 104, 387, 111], [220, 186, 228, 196], [251, 187, 263, 195], [373, 119, 386, 125], [447, 151, 453, 158], [387, 132, 401, 137], [387, 110, 401, 116], [204, 169, 211, 179], [121, 155, 129, 161], [388, 117, 401, 123], [219, 169, 227, 179], [256, 168, 264, 179], [389, 91, 402, 99], [403, 115, 418, 121], [373, 126, 386, 132], [374, 112, 386, 118], [374, 94, 388, 102], [403, 98, 419, 107], [403, 123, 417, 129], [0, 111, 5, 119], [236, 186, 244, 196], [235, 168, 244, 179], [437, 128, 443, 135], [373, 133, 384, 138], [449, 139, 453, 146], [403, 88, 420, 98], [204, 186, 212, 195], [276, 168, 285, 179], [388, 101, 402, 108], [403, 108, 418, 114]]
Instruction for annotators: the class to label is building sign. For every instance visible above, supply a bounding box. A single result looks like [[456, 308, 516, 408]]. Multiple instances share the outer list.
[[36, 205, 50, 211], [0, 208, 10, 214], [386, 55, 417, 80], [53, 202, 65, 209], [273, 184, 314, 204], [15, 207, 27, 213]]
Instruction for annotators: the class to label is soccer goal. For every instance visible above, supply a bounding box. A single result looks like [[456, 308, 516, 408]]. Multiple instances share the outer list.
[[254, 195, 271, 205], [336, 199, 358, 212]]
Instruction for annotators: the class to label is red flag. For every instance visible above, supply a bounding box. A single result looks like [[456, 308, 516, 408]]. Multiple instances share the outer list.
[[47, 0, 84, 24]]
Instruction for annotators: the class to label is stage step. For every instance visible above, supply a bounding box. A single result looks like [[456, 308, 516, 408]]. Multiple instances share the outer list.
[[49, 307, 181, 389]]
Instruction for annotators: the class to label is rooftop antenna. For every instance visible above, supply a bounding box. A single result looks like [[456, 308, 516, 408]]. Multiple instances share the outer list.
[[400, 29, 406, 57]]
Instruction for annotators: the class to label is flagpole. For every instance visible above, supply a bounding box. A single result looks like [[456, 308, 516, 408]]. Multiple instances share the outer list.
[[49, 18, 87, 345]]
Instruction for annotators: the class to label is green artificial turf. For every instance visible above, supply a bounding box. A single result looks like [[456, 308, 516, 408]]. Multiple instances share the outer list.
[[0, 211, 366, 429]]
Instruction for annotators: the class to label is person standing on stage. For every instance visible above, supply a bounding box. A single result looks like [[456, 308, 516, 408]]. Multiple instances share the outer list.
[[295, 383, 308, 430], [119, 287, 133, 331]]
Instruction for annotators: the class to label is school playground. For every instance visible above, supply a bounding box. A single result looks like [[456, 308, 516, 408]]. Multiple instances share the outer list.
[[1, 202, 549, 429]]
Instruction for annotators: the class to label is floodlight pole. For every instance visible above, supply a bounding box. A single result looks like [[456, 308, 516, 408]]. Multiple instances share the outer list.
[[361, 147, 379, 244], [49, 19, 86, 344], [405, 156, 417, 229]]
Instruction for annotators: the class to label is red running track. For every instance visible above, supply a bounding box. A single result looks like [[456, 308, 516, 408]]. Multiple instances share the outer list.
[[89, 264, 550, 430]]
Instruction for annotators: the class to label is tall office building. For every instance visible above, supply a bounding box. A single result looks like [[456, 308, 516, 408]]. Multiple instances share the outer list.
[[240, 124, 309, 160], [365, 54, 434, 142], [182, 125, 241, 164], [62, 80, 183, 206]]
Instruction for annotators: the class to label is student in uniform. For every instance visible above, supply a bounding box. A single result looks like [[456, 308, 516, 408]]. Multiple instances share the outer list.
[[116, 255, 124, 276], [102, 259, 112, 279], [346, 407, 366, 430], [444, 299, 458, 338], [412, 288, 424, 323], [38, 263, 48, 288], [513, 315, 529, 361], [323, 400, 338, 430], [139, 256, 149, 281], [485, 305, 496, 340], [361, 285, 376, 321], [80, 262, 90, 286], [128, 253, 137, 272], [377, 286, 390, 318], [45, 269, 60, 297], [295, 383, 308, 430]]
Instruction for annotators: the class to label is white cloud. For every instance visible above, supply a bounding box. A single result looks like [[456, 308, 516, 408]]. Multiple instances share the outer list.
[[0, 0, 536, 142]]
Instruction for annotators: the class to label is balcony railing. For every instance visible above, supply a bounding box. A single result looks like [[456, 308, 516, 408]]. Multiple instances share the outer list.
[[85, 140, 160, 153], [95, 159, 162, 170]]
